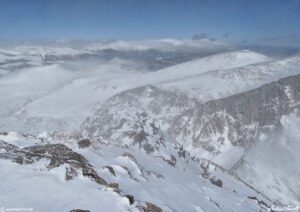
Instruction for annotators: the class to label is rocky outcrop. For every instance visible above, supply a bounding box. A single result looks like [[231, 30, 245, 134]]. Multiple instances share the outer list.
[[124, 194, 134, 205], [247, 196, 274, 212], [82, 167, 107, 185], [209, 177, 223, 188], [78, 138, 91, 148], [170, 74, 300, 153], [0, 141, 107, 185], [198, 158, 272, 202], [25, 143, 89, 168], [137, 202, 163, 212], [103, 166, 116, 177], [107, 183, 119, 190], [81, 85, 199, 152], [82, 74, 300, 163]]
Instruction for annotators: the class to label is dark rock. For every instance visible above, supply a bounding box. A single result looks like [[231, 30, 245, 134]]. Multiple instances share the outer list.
[[147, 171, 164, 179], [143, 143, 155, 154], [0, 141, 107, 185], [133, 127, 149, 149], [175, 144, 190, 163], [124, 194, 134, 205], [12, 156, 24, 165], [121, 152, 138, 164], [150, 122, 159, 135], [65, 166, 78, 181], [69, 209, 90, 212], [107, 183, 119, 190], [78, 139, 91, 148], [24, 144, 88, 168], [121, 152, 134, 158], [82, 167, 107, 185], [119, 166, 135, 180], [247, 196, 274, 211], [168, 155, 177, 167], [137, 202, 162, 212], [159, 155, 176, 167], [209, 177, 223, 188], [120, 153, 145, 179], [103, 166, 116, 177]]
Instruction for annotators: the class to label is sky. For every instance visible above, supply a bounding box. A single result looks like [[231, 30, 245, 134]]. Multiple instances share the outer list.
[[0, 0, 299, 46]]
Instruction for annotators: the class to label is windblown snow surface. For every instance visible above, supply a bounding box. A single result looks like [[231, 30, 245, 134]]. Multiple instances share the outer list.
[[0, 39, 300, 212]]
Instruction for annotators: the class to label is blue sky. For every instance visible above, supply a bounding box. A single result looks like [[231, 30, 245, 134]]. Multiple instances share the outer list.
[[0, 0, 299, 46]]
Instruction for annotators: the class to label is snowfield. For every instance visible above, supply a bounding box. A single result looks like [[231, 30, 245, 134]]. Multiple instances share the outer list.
[[0, 40, 300, 211]]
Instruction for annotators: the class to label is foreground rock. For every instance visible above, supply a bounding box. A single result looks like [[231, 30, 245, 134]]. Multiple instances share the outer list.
[[0, 141, 107, 185], [137, 202, 162, 212]]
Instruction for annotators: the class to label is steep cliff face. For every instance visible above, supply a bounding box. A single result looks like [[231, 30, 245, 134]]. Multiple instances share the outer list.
[[170, 74, 300, 158], [81, 85, 200, 138], [82, 74, 300, 167], [169, 74, 300, 205]]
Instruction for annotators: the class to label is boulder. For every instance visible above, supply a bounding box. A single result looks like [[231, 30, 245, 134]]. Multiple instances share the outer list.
[[78, 139, 91, 148], [137, 202, 162, 212]]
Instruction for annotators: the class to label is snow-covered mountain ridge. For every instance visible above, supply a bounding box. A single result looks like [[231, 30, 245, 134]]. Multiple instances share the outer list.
[[0, 50, 280, 133], [0, 45, 300, 211]]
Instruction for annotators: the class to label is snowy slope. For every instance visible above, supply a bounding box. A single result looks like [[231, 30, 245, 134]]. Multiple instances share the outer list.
[[0, 132, 274, 212], [154, 50, 270, 81], [0, 159, 133, 212], [233, 112, 300, 206], [158, 55, 300, 101]]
